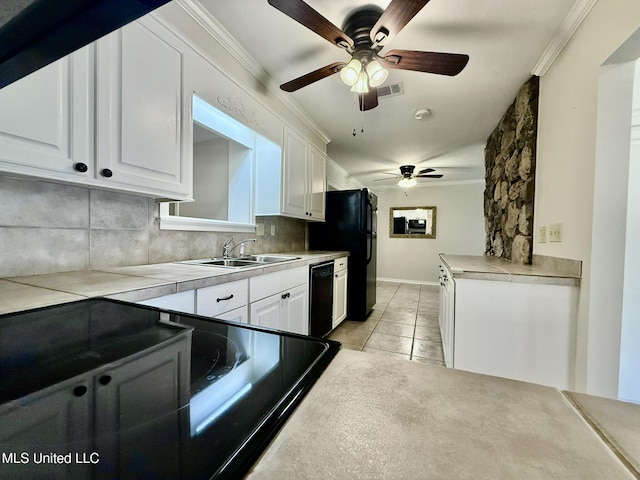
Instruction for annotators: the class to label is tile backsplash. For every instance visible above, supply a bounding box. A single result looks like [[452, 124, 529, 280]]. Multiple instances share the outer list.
[[0, 175, 306, 277]]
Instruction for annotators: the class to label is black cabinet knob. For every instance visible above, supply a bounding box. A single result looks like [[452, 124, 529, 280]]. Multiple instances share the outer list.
[[99, 375, 112, 386], [100, 168, 113, 178], [73, 385, 88, 397], [73, 162, 88, 173]]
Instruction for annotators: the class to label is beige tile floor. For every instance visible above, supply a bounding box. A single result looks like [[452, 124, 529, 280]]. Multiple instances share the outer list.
[[328, 282, 444, 365]]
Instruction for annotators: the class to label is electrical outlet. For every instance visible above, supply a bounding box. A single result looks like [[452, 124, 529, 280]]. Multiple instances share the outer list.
[[256, 224, 264, 236], [539, 226, 547, 243], [549, 223, 563, 242], [271, 225, 276, 236]]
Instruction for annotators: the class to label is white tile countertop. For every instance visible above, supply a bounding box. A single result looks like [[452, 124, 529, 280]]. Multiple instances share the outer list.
[[0, 251, 347, 315], [440, 253, 582, 286], [247, 349, 639, 479]]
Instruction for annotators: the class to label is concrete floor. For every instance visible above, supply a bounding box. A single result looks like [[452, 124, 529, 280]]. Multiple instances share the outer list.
[[328, 282, 444, 365]]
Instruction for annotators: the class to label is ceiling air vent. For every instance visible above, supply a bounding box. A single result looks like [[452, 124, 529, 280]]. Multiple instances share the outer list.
[[378, 81, 404, 99]]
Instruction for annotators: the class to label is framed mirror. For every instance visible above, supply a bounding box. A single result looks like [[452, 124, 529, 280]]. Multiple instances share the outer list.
[[389, 206, 437, 238]]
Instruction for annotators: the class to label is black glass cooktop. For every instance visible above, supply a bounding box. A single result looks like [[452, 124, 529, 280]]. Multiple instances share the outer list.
[[0, 298, 340, 479]]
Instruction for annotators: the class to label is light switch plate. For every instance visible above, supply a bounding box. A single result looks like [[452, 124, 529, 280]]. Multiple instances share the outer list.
[[549, 223, 563, 242], [256, 224, 264, 236], [271, 225, 276, 236], [539, 226, 547, 243]]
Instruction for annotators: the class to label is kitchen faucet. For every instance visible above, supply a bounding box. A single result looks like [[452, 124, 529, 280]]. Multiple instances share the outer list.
[[222, 237, 256, 258]]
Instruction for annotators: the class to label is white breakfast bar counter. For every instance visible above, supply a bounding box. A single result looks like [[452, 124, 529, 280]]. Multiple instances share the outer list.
[[1, 253, 639, 479]]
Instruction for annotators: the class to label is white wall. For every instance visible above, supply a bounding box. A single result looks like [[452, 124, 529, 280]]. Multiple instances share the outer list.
[[374, 182, 485, 284], [535, 0, 640, 397]]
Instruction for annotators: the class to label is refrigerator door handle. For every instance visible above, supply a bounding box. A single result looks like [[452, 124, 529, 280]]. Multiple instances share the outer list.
[[365, 200, 373, 263]]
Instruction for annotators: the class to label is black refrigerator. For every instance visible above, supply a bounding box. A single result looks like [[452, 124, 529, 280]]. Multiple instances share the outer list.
[[309, 188, 377, 320]]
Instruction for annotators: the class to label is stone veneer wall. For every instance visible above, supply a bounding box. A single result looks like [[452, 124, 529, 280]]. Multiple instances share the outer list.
[[484, 76, 539, 264], [0, 175, 306, 277]]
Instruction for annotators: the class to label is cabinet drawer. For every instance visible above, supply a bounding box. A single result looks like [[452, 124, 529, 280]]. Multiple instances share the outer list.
[[197, 279, 248, 317], [334, 256, 348, 273], [250, 266, 308, 303], [138, 290, 195, 314]]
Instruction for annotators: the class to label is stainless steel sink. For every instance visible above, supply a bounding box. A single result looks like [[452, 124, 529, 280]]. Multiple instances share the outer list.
[[180, 254, 300, 269], [238, 255, 299, 263], [196, 259, 259, 267]]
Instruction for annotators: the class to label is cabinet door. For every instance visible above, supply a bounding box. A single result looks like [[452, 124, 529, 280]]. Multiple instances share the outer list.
[[307, 146, 326, 220], [250, 294, 282, 330], [93, 336, 190, 479], [282, 128, 308, 218], [283, 283, 309, 335], [332, 268, 348, 328], [0, 47, 92, 181], [0, 379, 92, 479], [96, 17, 190, 199]]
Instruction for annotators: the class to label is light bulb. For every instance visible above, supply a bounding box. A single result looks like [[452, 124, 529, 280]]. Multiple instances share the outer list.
[[398, 177, 417, 188], [366, 60, 388, 87], [350, 71, 369, 93], [340, 58, 362, 86]]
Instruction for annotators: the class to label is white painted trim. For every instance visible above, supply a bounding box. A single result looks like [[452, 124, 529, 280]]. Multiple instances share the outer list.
[[377, 277, 438, 286], [173, 0, 331, 145], [532, 0, 599, 76]]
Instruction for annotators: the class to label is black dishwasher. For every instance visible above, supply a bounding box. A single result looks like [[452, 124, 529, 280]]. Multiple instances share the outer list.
[[309, 261, 334, 337]]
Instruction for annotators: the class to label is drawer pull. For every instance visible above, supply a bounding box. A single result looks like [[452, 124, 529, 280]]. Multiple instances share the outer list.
[[281, 292, 290, 300], [217, 294, 234, 302]]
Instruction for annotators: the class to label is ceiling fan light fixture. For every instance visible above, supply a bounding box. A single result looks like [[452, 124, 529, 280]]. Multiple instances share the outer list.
[[340, 57, 362, 86], [367, 59, 388, 87], [351, 70, 369, 93], [398, 177, 417, 188]]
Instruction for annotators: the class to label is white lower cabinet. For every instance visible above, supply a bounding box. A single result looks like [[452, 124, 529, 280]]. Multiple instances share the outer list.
[[438, 264, 455, 368], [332, 256, 348, 329], [139, 268, 309, 335], [439, 261, 578, 390], [249, 266, 309, 335], [249, 283, 308, 335]]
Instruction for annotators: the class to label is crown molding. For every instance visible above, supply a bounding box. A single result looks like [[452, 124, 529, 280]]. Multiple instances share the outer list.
[[532, 0, 599, 76], [173, 0, 331, 144]]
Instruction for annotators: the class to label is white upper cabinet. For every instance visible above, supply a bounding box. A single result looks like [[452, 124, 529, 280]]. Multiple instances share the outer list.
[[308, 144, 327, 219], [0, 16, 191, 200], [282, 128, 308, 218], [256, 126, 326, 221], [95, 17, 191, 200], [0, 46, 92, 181]]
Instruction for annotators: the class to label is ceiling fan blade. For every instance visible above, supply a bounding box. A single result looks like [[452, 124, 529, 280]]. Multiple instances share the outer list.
[[417, 168, 435, 174], [370, 0, 430, 47], [383, 49, 469, 76], [358, 87, 379, 111], [280, 62, 345, 92], [268, 0, 354, 49], [416, 174, 444, 178]]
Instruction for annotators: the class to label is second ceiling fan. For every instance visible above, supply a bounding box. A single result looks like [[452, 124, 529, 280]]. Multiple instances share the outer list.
[[268, 0, 469, 111]]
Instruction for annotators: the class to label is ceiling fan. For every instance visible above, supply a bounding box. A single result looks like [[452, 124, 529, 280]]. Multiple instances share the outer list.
[[267, 0, 469, 111], [377, 164, 443, 187]]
